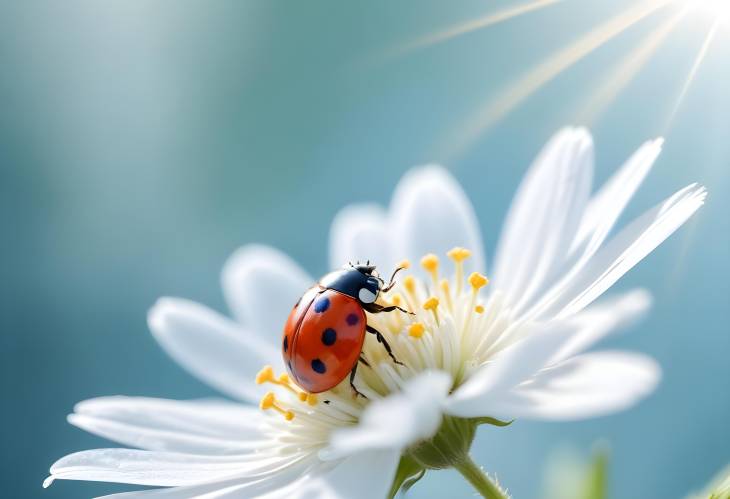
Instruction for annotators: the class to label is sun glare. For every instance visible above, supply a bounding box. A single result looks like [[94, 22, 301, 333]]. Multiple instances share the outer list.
[[679, 0, 730, 24]]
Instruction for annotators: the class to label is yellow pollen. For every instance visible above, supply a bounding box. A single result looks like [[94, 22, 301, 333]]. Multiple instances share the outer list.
[[420, 253, 439, 272], [255, 365, 275, 385], [306, 393, 318, 406], [420, 253, 440, 284], [391, 294, 403, 306], [256, 365, 314, 404], [475, 305, 485, 314], [397, 259, 411, 270], [447, 247, 472, 262], [259, 392, 295, 421], [408, 322, 425, 338], [260, 391, 275, 410], [469, 272, 489, 290], [423, 296, 439, 310], [403, 275, 416, 295], [423, 296, 440, 324]]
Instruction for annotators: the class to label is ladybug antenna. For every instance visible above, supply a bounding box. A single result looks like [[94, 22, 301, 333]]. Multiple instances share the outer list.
[[382, 265, 406, 293]]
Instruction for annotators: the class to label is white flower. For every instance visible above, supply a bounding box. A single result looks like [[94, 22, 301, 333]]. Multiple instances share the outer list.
[[46, 128, 706, 498]]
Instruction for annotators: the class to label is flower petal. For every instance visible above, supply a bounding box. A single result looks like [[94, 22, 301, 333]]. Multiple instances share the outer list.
[[546, 288, 651, 366], [446, 289, 649, 419], [45, 449, 282, 488], [328, 204, 394, 271], [69, 397, 266, 454], [446, 321, 582, 417], [93, 456, 317, 498], [257, 450, 401, 499], [148, 298, 279, 402], [483, 351, 661, 420], [221, 244, 313, 339], [390, 165, 485, 277], [492, 128, 593, 314], [570, 138, 663, 261], [321, 371, 450, 461], [548, 183, 707, 318]]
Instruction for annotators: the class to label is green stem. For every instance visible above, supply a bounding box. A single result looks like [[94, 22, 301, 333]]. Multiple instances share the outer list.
[[453, 454, 508, 499]]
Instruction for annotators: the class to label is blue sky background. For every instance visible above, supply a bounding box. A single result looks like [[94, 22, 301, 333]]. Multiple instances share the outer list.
[[2, 1, 728, 497]]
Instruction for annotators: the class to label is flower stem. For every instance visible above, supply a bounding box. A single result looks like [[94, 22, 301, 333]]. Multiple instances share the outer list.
[[453, 454, 508, 499]]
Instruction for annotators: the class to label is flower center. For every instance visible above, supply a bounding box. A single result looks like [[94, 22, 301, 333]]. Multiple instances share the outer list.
[[254, 247, 492, 425]]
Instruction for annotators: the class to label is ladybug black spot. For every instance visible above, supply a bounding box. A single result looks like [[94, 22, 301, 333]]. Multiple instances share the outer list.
[[283, 335, 288, 352], [311, 358, 326, 374], [321, 328, 337, 346], [346, 313, 359, 326], [314, 297, 330, 313]]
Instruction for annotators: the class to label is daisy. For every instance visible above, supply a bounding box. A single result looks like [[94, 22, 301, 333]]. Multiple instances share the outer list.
[[46, 128, 706, 498]]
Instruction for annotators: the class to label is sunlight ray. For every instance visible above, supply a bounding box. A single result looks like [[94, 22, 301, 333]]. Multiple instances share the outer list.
[[664, 19, 720, 130], [437, 0, 673, 159], [394, 0, 562, 56], [575, 7, 688, 126]]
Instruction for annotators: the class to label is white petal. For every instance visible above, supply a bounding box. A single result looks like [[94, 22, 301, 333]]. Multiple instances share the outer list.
[[571, 138, 663, 261], [446, 290, 651, 418], [69, 397, 265, 454], [546, 288, 651, 366], [320, 371, 451, 461], [148, 298, 279, 402], [94, 456, 316, 498], [45, 449, 282, 487], [328, 204, 394, 271], [390, 165, 485, 277], [484, 351, 661, 420], [259, 449, 401, 499], [550, 183, 707, 318], [492, 128, 593, 313], [446, 321, 580, 416], [221, 244, 313, 339]]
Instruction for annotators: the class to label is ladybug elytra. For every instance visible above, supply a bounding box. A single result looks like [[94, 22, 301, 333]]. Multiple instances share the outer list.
[[282, 262, 409, 397]]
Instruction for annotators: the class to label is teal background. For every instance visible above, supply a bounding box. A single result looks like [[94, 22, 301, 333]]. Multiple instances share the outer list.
[[2, 1, 728, 497]]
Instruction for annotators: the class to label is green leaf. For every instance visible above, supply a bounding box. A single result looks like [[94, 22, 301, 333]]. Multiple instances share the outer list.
[[473, 416, 514, 427], [388, 455, 425, 499]]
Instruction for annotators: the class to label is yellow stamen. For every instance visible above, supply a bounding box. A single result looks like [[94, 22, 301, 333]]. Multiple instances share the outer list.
[[448, 247, 472, 296], [257, 366, 315, 405], [397, 259, 411, 270], [306, 393, 318, 406], [403, 275, 416, 296], [408, 322, 425, 338], [475, 305, 485, 314], [447, 247, 472, 262], [440, 278, 453, 311], [389, 293, 405, 331], [423, 296, 440, 324], [255, 365, 274, 385], [420, 253, 440, 285], [468, 272, 489, 290], [423, 296, 439, 310], [259, 392, 295, 421]]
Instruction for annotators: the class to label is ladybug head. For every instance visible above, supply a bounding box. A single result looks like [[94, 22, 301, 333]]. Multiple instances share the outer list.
[[319, 261, 406, 305], [319, 262, 384, 305]]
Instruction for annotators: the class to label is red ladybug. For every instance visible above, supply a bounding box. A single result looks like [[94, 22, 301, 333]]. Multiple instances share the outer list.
[[282, 262, 409, 397]]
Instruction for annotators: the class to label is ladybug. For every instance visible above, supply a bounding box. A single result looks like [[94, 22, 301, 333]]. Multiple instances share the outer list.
[[282, 262, 409, 397]]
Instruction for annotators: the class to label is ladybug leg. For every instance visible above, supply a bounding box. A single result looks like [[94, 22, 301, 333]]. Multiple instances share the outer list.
[[349, 362, 368, 399], [366, 325, 404, 366], [364, 302, 414, 315]]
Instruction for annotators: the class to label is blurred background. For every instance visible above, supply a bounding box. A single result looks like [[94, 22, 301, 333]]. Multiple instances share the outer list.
[[1, 0, 728, 497]]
